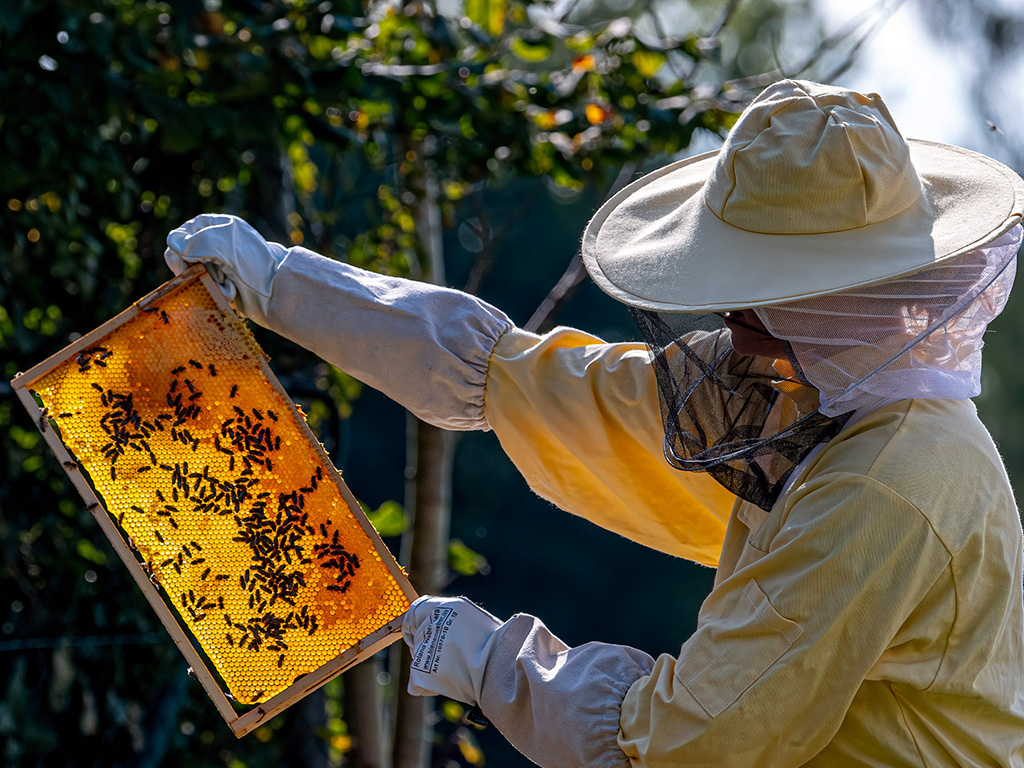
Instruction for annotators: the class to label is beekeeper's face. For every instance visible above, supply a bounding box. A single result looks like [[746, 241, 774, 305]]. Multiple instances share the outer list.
[[721, 311, 787, 359]]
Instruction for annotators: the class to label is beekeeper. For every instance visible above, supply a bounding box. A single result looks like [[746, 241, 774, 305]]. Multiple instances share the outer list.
[[166, 80, 1024, 766]]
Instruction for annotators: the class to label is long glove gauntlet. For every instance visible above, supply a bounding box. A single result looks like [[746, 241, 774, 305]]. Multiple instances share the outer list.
[[165, 214, 513, 430], [404, 596, 655, 768]]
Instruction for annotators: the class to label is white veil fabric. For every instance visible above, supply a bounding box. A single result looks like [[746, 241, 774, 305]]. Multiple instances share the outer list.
[[756, 224, 1022, 418]]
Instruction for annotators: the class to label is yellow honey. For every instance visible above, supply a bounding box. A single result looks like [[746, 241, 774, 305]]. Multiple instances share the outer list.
[[30, 275, 410, 705]]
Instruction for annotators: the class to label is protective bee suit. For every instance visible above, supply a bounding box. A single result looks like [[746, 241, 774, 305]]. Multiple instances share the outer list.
[[166, 81, 1024, 766]]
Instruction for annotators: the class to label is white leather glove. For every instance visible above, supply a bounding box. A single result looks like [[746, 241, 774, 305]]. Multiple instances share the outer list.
[[402, 595, 503, 706], [164, 213, 289, 327]]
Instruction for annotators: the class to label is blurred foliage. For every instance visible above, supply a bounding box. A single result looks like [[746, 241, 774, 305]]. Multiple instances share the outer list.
[[0, 0, 824, 766], [909, 0, 1024, 478], [364, 499, 409, 536], [447, 539, 489, 577]]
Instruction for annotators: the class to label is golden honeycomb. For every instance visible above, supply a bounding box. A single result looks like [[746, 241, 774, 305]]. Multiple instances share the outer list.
[[29, 274, 411, 706]]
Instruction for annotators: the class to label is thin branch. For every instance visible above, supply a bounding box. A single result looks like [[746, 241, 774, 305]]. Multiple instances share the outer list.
[[558, 0, 585, 24], [463, 183, 544, 295], [729, 0, 902, 91], [679, 0, 744, 80], [523, 253, 587, 334], [462, 205, 493, 297], [393, 144, 450, 768], [524, 161, 639, 333], [707, 0, 744, 41], [359, 62, 448, 77], [644, 0, 686, 80], [816, 0, 901, 82]]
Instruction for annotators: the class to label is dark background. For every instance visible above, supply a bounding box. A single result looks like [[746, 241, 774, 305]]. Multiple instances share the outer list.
[[2, 1, 1022, 766]]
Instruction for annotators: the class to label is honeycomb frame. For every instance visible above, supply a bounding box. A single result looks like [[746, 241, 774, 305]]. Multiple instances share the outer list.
[[11, 265, 417, 737]]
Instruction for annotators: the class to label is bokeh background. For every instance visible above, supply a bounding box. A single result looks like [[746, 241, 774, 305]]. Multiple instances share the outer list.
[[2, 1, 1022, 766]]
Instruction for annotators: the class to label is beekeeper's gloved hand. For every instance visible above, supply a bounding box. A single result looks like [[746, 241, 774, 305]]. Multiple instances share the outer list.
[[402, 595, 502, 706], [402, 596, 655, 768], [164, 213, 287, 327]]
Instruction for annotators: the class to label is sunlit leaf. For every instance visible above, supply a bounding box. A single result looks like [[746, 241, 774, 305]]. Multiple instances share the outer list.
[[367, 500, 409, 537], [465, 0, 507, 36], [448, 539, 489, 576], [510, 36, 550, 63], [532, 110, 557, 130], [585, 103, 612, 125], [442, 700, 464, 722], [632, 50, 665, 78], [572, 54, 595, 72], [459, 113, 477, 139], [457, 732, 486, 765], [75, 538, 107, 566]]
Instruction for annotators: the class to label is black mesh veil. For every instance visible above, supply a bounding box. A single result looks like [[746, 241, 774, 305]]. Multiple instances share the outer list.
[[629, 308, 850, 511]]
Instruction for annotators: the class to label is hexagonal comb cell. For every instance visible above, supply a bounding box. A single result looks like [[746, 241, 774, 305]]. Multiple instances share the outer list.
[[15, 268, 413, 723]]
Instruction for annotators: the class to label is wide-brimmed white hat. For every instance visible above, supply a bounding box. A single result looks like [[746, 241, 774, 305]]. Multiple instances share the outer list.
[[582, 79, 1024, 312]]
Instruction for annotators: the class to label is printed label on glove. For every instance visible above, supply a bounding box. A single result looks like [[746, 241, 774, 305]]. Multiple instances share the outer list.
[[411, 606, 455, 674]]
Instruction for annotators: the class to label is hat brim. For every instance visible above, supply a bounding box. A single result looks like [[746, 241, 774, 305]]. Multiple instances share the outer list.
[[582, 139, 1024, 312]]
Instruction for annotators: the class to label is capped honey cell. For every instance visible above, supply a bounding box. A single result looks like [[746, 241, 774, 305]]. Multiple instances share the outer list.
[[21, 270, 413, 712]]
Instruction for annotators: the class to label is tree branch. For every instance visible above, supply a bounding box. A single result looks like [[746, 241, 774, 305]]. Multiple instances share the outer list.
[[707, 0, 745, 41], [524, 161, 639, 333], [344, 658, 391, 768], [678, 0, 744, 80], [463, 183, 544, 295], [393, 159, 451, 768], [729, 0, 902, 91], [644, 0, 687, 80]]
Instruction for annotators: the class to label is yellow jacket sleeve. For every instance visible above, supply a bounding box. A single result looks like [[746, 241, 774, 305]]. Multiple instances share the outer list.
[[484, 326, 736, 567], [618, 471, 952, 766]]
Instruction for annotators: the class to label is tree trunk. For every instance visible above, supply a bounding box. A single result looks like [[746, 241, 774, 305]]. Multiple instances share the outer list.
[[344, 656, 391, 768], [283, 691, 331, 768], [392, 169, 452, 768], [393, 416, 455, 768]]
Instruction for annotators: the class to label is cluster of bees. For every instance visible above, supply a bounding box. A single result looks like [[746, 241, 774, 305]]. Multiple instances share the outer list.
[[112, 354, 363, 700]]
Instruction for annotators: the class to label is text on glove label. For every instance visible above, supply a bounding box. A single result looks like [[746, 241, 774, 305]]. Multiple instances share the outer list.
[[411, 607, 456, 674]]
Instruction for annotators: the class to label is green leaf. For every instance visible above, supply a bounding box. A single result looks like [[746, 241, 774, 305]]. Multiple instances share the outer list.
[[632, 50, 665, 79], [366, 500, 409, 537], [550, 164, 584, 191], [511, 36, 551, 63], [459, 113, 477, 139], [76, 538, 107, 566], [441, 700, 464, 722], [9, 425, 39, 450], [448, 539, 489, 576], [465, 0, 506, 36], [680, 33, 703, 60]]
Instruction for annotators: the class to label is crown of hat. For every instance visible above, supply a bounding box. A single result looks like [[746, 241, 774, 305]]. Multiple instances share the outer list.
[[703, 80, 924, 235]]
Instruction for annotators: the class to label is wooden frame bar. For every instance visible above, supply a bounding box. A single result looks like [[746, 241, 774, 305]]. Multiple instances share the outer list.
[[11, 266, 418, 737]]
